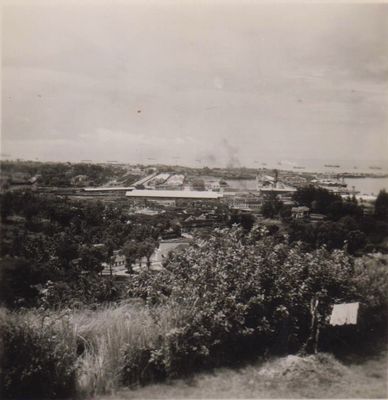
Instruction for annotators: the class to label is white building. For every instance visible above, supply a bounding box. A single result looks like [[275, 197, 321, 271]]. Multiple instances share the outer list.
[[126, 189, 223, 200]]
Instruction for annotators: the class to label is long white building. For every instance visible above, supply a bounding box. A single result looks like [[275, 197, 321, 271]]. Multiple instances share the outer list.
[[125, 189, 223, 199]]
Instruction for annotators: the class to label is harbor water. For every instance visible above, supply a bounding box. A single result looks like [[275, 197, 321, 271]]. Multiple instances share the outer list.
[[224, 177, 388, 196]]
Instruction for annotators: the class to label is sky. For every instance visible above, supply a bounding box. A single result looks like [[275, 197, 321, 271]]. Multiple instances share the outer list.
[[2, 0, 388, 167]]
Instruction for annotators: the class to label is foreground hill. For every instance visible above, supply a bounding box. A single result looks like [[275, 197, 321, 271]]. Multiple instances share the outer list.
[[101, 350, 387, 399]]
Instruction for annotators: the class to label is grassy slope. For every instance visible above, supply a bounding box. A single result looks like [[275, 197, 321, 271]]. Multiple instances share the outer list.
[[101, 350, 388, 399]]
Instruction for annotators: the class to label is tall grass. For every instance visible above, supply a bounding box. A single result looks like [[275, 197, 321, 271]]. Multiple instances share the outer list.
[[73, 301, 166, 397], [2, 245, 387, 399], [1, 301, 186, 399]]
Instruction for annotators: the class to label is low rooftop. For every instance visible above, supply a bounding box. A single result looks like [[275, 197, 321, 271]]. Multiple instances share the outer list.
[[125, 189, 223, 199]]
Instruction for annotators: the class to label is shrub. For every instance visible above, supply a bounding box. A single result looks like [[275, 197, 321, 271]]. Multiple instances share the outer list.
[[127, 226, 388, 373], [2, 226, 386, 398], [122, 345, 165, 386], [0, 309, 77, 399]]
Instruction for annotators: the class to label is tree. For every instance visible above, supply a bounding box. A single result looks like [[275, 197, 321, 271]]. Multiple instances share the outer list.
[[345, 230, 367, 254], [229, 212, 255, 231], [191, 178, 206, 191], [128, 226, 384, 364], [328, 200, 363, 221], [316, 221, 346, 250], [375, 189, 388, 221], [261, 195, 283, 219], [141, 239, 157, 270], [0, 192, 14, 221], [279, 205, 292, 222], [79, 245, 107, 274], [55, 234, 79, 269], [123, 240, 140, 273], [293, 186, 340, 214], [288, 221, 316, 247], [0, 258, 54, 308]]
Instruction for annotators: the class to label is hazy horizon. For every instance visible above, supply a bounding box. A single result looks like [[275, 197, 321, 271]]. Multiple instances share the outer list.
[[2, 1, 388, 167]]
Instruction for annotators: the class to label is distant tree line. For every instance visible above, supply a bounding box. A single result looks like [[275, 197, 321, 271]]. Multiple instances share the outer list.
[[0, 191, 183, 308], [261, 186, 388, 254], [1, 160, 128, 187]]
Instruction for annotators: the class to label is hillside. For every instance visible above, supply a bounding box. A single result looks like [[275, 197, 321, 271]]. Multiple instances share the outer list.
[[101, 350, 387, 399]]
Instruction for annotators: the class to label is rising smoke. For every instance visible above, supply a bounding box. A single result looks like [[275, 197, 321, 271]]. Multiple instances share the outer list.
[[222, 138, 241, 168]]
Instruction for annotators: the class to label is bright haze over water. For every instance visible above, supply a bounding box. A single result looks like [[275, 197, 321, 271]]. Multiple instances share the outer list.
[[2, 1, 388, 169]]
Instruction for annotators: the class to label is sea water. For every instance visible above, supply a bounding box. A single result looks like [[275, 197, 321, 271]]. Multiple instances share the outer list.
[[224, 177, 387, 195]]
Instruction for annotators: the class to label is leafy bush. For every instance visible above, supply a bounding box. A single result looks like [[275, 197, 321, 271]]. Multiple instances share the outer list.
[[127, 226, 388, 374], [1, 226, 387, 398], [38, 276, 123, 309], [122, 345, 166, 386], [0, 309, 77, 399], [229, 212, 255, 231]]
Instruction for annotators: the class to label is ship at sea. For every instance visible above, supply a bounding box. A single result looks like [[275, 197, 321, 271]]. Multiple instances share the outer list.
[[369, 166, 382, 170], [324, 164, 341, 168], [311, 175, 358, 195]]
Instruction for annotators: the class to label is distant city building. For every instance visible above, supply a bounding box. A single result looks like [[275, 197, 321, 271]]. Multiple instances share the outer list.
[[71, 175, 90, 186], [256, 172, 297, 194], [135, 239, 191, 271], [101, 250, 127, 276], [309, 213, 326, 222], [228, 194, 262, 211], [125, 189, 223, 200], [291, 206, 310, 219], [165, 174, 185, 186], [84, 186, 135, 193]]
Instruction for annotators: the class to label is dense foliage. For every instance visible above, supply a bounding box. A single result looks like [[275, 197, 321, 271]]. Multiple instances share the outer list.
[[375, 189, 388, 221], [1, 172, 387, 398], [0, 310, 77, 399], [229, 211, 255, 231], [287, 187, 388, 253], [127, 227, 388, 376], [0, 191, 186, 308], [1, 226, 387, 398], [293, 186, 343, 215], [1, 160, 128, 187]]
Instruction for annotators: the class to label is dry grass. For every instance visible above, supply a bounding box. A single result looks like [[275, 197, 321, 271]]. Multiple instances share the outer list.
[[2, 302, 387, 399], [1, 301, 187, 398], [72, 301, 163, 397], [68, 301, 193, 397], [99, 351, 388, 399]]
